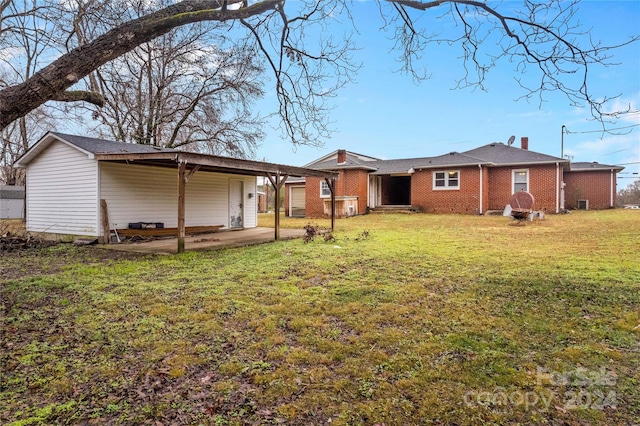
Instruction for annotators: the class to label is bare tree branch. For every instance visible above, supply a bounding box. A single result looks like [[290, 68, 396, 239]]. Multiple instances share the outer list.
[[0, 0, 280, 129], [51, 90, 105, 107], [387, 0, 640, 121], [1, 0, 638, 148]]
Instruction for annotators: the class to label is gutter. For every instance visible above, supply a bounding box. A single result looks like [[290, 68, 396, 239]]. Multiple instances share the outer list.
[[409, 161, 494, 171], [479, 164, 483, 215]]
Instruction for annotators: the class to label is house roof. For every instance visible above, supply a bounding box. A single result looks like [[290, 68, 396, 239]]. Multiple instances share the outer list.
[[568, 161, 624, 172], [305, 150, 380, 171], [15, 132, 338, 179], [373, 152, 493, 175], [300, 141, 570, 176], [462, 142, 568, 166], [367, 157, 432, 175]]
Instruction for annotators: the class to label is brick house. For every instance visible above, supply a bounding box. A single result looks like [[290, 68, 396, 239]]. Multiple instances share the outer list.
[[284, 137, 624, 217], [563, 162, 621, 210]]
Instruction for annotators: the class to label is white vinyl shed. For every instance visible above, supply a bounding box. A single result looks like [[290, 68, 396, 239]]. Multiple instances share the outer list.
[[15, 132, 337, 252], [0, 185, 25, 219]]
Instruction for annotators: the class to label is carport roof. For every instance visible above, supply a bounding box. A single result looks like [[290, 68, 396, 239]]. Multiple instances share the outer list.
[[16, 132, 337, 179]]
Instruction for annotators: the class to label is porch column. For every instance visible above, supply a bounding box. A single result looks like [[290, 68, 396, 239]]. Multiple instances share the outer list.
[[177, 161, 186, 253]]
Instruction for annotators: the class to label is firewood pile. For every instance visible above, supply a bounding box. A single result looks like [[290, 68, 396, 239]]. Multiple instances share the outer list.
[[0, 226, 57, 252]]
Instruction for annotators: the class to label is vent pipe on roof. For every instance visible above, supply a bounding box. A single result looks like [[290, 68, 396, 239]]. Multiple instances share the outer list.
[[337, 149, 347, 164], [521, 137, 529, 150]]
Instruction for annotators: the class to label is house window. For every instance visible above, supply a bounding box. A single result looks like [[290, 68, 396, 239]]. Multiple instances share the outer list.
[[433, 170, 460, 190], [513, 169, 529, 193], [320, 180, 331, 198]]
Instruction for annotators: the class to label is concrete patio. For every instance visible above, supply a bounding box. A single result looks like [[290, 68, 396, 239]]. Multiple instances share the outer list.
[[99, 227, 306, 254]]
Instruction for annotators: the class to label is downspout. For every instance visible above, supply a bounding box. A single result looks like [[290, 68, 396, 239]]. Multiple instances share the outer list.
[[555, 162, 560, 213], [560, 166, 565, 211], [478, 164, 483, 215], [366, 172, 370, 209], [610, 169, 614, 207]]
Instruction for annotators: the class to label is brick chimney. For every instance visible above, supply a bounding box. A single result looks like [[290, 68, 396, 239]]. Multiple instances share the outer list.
[[521, 137, 529, 150], [337, 149, 347, 164]]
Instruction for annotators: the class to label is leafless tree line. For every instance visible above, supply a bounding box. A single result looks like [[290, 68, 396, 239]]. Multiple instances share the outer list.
[[1, 0, 638, 184]]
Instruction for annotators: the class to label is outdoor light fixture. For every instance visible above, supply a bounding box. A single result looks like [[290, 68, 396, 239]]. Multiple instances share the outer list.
[[248, 193, 254, 198]]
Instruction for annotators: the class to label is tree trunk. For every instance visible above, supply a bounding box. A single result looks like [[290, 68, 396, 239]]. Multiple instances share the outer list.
[[0, 0, 279, 130]]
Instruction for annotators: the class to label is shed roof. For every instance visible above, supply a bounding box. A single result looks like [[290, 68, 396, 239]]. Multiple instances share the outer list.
[[52, 133, 175, 154], [15, 132, 337, 179]]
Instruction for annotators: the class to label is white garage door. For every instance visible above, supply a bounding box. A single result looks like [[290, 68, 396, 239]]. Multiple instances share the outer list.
[[290, 186, 305, 217]]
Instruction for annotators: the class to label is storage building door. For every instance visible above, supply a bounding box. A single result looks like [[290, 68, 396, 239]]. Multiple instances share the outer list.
[[290, 186, 305, 217]]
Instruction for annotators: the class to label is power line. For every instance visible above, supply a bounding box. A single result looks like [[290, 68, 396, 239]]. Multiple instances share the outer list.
[[602, 148, 631, 156], [564, 124, 640, 134]]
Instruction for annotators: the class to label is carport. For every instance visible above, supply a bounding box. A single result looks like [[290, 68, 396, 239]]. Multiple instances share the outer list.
[[95, 151, 338, 253]]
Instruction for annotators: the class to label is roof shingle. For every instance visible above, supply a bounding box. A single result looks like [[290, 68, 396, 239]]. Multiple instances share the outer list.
[[52, 133, 176, 154], [462, 142, 565, 165]]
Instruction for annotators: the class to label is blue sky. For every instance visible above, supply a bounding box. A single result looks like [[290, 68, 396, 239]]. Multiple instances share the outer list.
[[254, 1, 640, 187]]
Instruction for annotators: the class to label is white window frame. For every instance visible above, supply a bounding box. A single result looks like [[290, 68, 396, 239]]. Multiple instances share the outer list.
[[320, 180, 331, 198], [512, 169, 529, 193], [432, 170, 460, 190]]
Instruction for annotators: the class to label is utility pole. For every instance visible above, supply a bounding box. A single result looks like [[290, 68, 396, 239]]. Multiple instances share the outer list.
[[561, 125, 566, 159]]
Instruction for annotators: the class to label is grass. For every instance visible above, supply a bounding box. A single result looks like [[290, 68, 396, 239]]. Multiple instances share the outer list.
[[1, 210, 639, 425]]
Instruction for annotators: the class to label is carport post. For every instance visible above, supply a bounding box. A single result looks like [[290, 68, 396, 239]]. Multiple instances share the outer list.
[[266, 172, 288, 241], [177, 161, 186, 253], [325, 177, 336, 231]]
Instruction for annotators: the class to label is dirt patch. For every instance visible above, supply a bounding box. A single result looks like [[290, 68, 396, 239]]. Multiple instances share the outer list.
[[1, 244, 153, 282]]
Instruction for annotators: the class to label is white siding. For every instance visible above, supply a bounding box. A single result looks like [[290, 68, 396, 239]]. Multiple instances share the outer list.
[[1, 199, 24, 219], [99, 163, 257, 231], [26, 141, 98, 235], [241, 176, 257, 228]]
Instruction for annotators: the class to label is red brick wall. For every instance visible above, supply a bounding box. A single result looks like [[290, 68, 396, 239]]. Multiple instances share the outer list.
[[487, 164, 559, 212], [304, 176, 326, 218], [564, 170, 614, 209], [411, 166, 482, 214], [294, 163, 575, 216], [343, 169, 369, 214], [303, 170, 370, 218], [481, 165, 490, 214]]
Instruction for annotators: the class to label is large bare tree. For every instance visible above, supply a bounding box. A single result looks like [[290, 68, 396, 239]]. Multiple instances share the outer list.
[[93, 29, 265, 156], [618, 179, 640, 206], [91, 35, 266, 157], [1, 0, 638, 145], [50, 0, 267, 157], [0, 0, 58, 184]]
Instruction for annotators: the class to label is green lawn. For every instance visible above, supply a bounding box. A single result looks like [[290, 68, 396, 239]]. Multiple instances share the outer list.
[[1, 210, 639, 425]]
